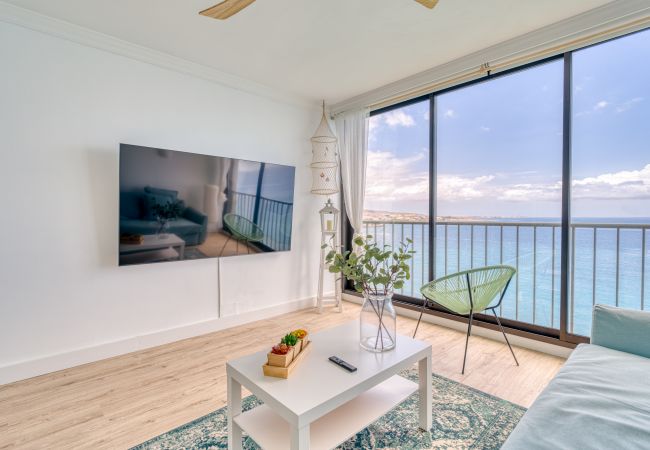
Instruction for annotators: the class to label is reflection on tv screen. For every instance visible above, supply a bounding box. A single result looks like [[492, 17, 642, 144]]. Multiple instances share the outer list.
[[118, 144, 296, 266]]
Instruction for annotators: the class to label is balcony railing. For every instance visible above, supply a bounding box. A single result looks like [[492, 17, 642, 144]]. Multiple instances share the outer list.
[[229, 191, 293, 251], [362, 220, 649, 336]]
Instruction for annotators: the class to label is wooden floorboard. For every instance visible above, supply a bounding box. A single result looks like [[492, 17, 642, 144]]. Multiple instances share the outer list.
[[0, 303, 565, 449]]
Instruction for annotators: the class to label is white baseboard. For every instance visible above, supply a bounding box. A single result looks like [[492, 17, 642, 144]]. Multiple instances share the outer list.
[[0, 296, 316, 386], [343, 294, 572, 359]]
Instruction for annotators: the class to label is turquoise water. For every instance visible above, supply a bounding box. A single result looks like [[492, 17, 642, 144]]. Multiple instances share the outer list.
[[362, 218, 650, 337]]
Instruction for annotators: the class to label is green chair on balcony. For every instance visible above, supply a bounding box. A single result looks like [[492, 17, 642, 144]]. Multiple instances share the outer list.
[[220, 213, 265, 255], [413, 265, 519, 374]]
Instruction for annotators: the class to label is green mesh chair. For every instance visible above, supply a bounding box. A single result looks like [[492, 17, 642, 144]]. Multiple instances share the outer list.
[[219, 213, 265, 255], [413, 265, 519, 374]]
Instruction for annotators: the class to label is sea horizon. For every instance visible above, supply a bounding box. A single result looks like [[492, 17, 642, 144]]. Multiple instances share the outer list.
[[363, 210, 650, 225]]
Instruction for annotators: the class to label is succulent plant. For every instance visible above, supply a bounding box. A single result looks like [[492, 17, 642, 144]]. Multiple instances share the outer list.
[[291, 329, 307, 339], [281, 332, 298, 347], [271, 343, 290, 355]]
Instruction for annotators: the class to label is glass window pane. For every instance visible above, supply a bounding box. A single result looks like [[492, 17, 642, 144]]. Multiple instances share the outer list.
[[363, 100, 430, 298], [436, 60, 564, 329], [570, 30, 650, 336]]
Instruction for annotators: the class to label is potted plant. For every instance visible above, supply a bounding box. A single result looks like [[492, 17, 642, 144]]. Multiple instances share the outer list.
[[268, 342, 293, 367], [325, 235, 413, 352], [151, 200, 183, 238], [281, 332, 300, 354], [291, 329, 309, 351]]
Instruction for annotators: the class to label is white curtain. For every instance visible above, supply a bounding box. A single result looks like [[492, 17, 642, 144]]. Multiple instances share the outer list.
[[335, 109, 369, 240], [205, 158, 232, 230]]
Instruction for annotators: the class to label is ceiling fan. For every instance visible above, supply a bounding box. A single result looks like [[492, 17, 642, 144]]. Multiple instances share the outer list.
[[200, 0, 439, 20]]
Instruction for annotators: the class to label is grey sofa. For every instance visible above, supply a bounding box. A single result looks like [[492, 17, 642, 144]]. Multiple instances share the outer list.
[[503, 305, 650, 449], [120, 186, 208, 246]]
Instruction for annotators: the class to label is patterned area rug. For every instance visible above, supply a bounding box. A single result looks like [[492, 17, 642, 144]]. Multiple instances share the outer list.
[[131, 369, 525, 450]]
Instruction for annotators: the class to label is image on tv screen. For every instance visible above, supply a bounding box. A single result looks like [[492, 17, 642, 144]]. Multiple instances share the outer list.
[[118, 144, 296, 266]]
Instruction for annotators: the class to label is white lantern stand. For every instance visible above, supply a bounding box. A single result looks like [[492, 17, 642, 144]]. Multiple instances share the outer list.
[[317, 199, 342, 313]]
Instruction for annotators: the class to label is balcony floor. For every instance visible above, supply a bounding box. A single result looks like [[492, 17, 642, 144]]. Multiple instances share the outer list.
[[0, 302, 565, 449]]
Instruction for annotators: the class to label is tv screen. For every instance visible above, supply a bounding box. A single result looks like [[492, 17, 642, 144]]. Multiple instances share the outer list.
[[118, 144, 296, 266]]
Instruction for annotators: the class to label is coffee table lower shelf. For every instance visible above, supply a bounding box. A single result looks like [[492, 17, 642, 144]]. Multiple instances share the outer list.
[[234, 375, 418, 450]]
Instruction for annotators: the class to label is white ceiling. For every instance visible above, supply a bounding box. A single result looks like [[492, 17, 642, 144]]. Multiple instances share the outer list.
[[4, 0, 615, 104]]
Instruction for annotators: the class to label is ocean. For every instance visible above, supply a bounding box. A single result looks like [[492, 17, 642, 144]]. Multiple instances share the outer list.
[[362, 217, 650, 337]]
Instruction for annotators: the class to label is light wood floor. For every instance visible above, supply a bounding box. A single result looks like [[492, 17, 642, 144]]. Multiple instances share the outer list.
[[0, 303, 566, 449], [198, 231, 260, 258]]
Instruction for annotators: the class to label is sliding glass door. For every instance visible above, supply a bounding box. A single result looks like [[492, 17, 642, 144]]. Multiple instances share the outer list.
[[435, 60, 564, 331]]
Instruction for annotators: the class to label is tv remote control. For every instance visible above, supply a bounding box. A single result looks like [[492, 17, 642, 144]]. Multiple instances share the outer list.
[[329, 356, 357, 372]]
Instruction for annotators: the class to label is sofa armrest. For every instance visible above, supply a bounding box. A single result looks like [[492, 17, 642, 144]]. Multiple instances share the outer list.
[[592, 304, 650, 358], [183, 207, 208, 243], [183, 207, 208, 226]]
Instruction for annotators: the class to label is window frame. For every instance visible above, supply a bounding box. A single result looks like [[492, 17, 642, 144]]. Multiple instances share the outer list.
[[342, 27, 650, 347]]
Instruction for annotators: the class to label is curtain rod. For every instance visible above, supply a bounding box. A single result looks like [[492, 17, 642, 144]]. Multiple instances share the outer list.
[[334, 15, 650, 117]]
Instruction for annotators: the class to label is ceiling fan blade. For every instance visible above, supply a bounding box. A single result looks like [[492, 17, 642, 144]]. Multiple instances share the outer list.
[[199, 0, 256, 19], [414, 0, 439, 9]]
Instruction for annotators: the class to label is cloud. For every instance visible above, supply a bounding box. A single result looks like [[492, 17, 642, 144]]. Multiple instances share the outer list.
[[615, 97, 644, 113], [577, 97, 644, 117], [480, 126, 491, 132], [365, 150, 428, 202], [443, 109, 457, 119], [437, 175, 495, 201], [366, 148, 650, 206], [383, 110, 415, 128], [594, 100, 609, 110], [499, 182, 562, 202], [573, 163, 650, 199]]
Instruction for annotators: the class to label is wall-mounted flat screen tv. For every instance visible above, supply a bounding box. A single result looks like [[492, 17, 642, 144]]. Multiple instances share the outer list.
[[119, 144, 296, 266]]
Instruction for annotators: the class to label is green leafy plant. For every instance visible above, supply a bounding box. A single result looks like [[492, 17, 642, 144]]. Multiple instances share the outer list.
[[325, 235, 414, 296], [281, 333, 298, 347], [152, 200, 183, 222]]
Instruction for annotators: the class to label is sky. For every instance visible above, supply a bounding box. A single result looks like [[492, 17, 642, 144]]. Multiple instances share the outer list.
[[235, 160, 295, 204], [365, 28, 650, 219]]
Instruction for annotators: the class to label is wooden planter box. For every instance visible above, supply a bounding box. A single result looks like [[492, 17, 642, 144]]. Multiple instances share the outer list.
[[263, 341, 311, 379], [267, 346, 295, 367]]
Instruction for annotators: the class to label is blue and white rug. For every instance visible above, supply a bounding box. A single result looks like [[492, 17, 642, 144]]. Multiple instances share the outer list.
[[131, 369, 524, 449]]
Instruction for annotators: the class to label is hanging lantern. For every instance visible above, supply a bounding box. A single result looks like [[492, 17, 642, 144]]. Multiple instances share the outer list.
[[310, 101, 339, 195]]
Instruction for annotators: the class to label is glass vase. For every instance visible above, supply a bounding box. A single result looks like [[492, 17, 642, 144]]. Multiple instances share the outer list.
[[360, 292, 396, 352], [156, 219, 169, 238]]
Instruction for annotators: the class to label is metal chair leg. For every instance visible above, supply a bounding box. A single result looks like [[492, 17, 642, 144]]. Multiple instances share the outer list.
[[491, 309, 519, 366], [412, 298, 428, 338], [462, 311, 473, 375], [219, 235, 231, 256]]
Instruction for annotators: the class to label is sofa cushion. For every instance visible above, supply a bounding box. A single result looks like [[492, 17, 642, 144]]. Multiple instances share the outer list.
[[166, 218, 203, 235], [502, 344, 650, 449], [592, 304, 650, 359], [144, 186, 179, 199]]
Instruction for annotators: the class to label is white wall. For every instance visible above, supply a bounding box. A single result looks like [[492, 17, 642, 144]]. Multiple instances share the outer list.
[[0, 21, 324, 384]]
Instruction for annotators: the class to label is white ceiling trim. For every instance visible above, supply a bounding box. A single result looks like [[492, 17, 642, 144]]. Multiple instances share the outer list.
[[0, 1, 317, 110], [331, 0, 650, 115]]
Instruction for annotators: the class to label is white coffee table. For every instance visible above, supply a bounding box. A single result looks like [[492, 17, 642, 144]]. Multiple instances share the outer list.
[[226, 321, 432, 450], [119, 233, 186, 264]]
